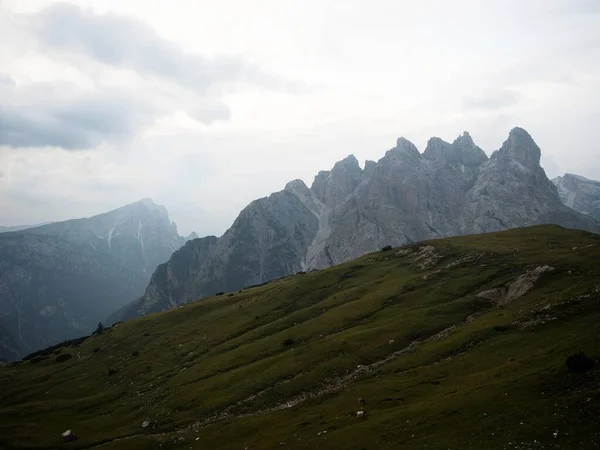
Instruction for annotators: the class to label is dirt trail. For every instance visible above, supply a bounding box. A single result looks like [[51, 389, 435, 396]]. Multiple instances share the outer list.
[[186, 320, 464, 431]]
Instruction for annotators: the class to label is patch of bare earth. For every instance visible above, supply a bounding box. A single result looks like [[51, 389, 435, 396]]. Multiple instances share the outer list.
[[413, 245, 443, 269], [477, 265, 554, 306]]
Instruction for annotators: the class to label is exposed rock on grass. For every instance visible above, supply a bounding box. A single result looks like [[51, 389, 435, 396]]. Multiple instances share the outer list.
[[477, 265, 554, 306]]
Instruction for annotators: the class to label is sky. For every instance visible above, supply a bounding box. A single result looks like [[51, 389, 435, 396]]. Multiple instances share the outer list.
[[1, 0, 599, 236]]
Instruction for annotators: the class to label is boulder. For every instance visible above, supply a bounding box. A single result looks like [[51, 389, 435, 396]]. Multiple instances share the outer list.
[[61, 430, 77, 442]]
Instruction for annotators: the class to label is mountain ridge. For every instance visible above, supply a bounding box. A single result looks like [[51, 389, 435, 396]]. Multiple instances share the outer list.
[[122, 127, 600, 319]]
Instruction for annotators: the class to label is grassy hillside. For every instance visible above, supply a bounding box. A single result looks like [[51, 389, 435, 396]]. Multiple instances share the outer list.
[[1, 225, 600, 450]]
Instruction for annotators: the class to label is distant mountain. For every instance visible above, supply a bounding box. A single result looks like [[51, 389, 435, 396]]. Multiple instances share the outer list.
[[23, 199, 183, 277], [121, 127, 600, 319], [0, 199, 187, 360], [185, 231, 200, 241], [0, 222, 55, 233], [552, 173, 600, 221]]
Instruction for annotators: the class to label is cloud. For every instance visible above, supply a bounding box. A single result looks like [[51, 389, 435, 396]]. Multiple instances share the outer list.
[[0, 3, 299, 150], [0, 82, 157, 149], [31, 3, 293, 94], [463, 90, 521, 111]]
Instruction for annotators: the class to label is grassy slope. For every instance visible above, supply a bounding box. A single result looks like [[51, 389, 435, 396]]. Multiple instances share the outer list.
[[1, 225, 600, 450]]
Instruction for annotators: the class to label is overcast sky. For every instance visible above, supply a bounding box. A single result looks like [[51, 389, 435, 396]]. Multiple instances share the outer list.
[[1, 0, 599, 236]]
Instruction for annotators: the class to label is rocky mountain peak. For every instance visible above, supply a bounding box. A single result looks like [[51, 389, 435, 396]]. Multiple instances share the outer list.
[[129, 198, 170, 218], [363, 160, 377, 177], [423, 133, 487, 168], [455, 131, 474, 146], [333, 154, 361, 172], [185, 231, 200, 241], [285, 179, 311, 197], [495, 127, 541, 166], [423, 137, 454, 161], [394, 137, 421, 158], [552, 173, 600, 220], [452, 131, 488, 167], [311, 155, 363, 207], [380, 137, 421, 163]]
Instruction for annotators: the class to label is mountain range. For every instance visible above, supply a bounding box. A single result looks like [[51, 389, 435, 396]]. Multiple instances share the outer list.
[[119, 127, 600, 319], [1, 127, 599, 361], [0, 199, 192, 361]]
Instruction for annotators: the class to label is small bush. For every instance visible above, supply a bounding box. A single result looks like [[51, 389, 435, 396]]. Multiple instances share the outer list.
[[228, 293, 234, 297], [55, 353, 72, 363], [566, 352, 595, 374], [93, 348, 101, 353], [381, 245, 393, 252], [107, 368, 119, 376], [132, 350, 139, 357], [493, 325, 510, 332], [282, 338, 295, 347], [216, 292, 224, 296]]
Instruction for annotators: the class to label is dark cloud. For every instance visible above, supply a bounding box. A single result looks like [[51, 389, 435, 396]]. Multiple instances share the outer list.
[[31, 3, 294, 93], [0, 4, 299, 150], [1, 83, 156, 149], [463, 90, 520, 111]]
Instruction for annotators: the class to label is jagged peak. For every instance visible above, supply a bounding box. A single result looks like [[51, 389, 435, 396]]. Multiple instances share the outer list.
[[495, 127, 541, 166], [382, 137, 420, 160], [340, 154, 359, 164], [331, 154, 361, 173], [285, 179, 310, 194], [423, 133, 487, 168], [424, 137, 452, 156], [364, 159, 377, 174], [185, 231, 200, 241], [454, 131, 474, 146], [396, 137, 420, 154]]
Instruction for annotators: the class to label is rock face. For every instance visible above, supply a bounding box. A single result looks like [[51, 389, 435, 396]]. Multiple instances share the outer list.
[[552, 173, 600, 221], [0, 199, 189, 360], [24, 199, 184, 277], [121, 191, 319, 319], [124, 127, 600, 318]]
